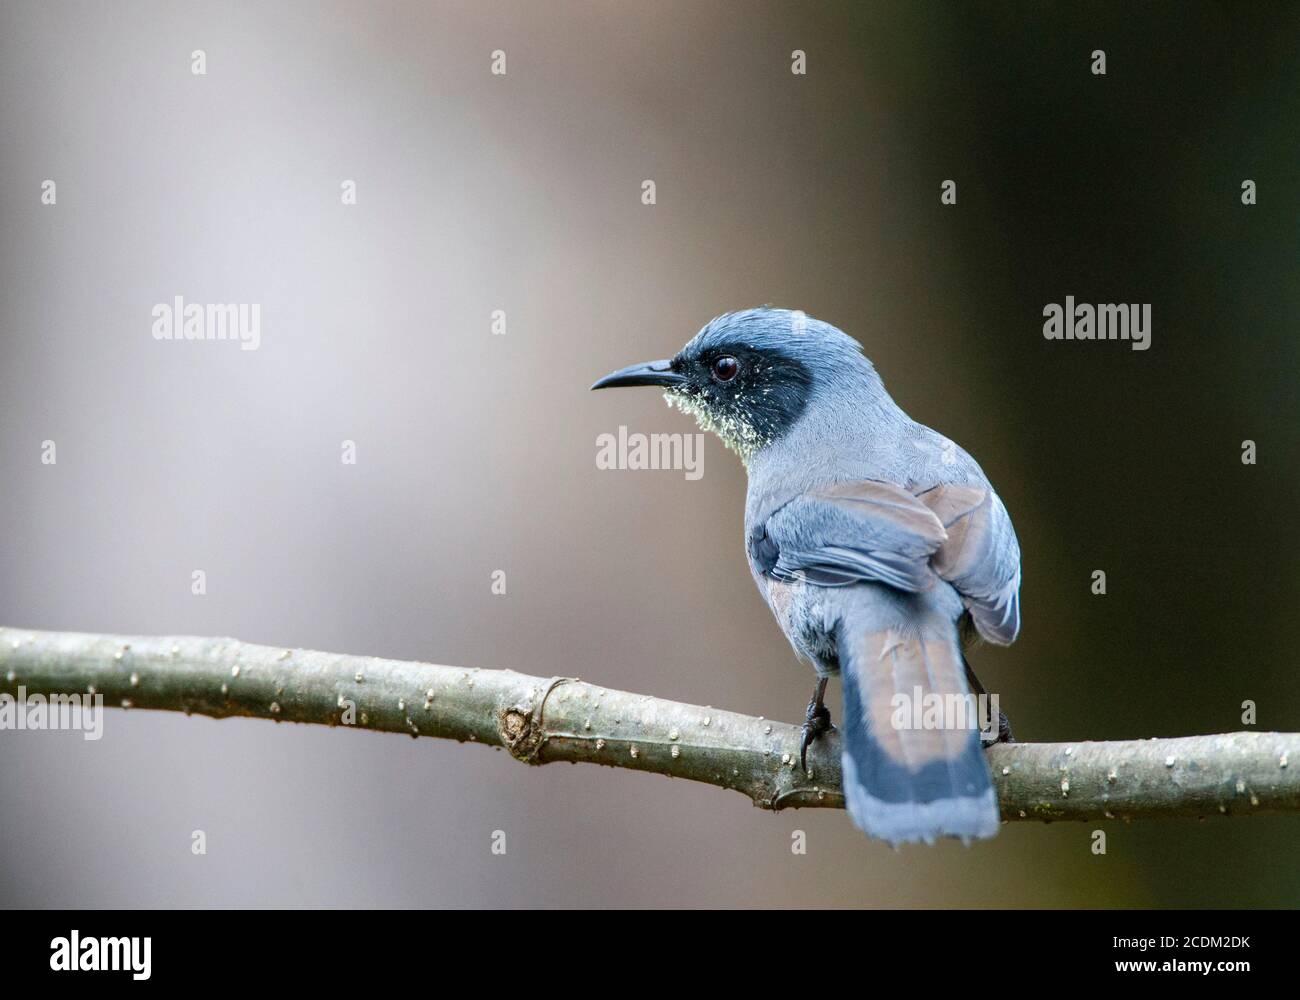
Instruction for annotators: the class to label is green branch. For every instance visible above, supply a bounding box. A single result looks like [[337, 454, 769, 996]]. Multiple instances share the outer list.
[[2, 626, 1297, 823]]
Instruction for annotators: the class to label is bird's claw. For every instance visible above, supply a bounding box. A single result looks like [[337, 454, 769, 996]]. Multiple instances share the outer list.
[[981, 710, 1015, 747], [799, 699, 834, 772]]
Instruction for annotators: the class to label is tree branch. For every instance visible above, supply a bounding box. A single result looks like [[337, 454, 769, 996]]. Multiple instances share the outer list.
[[2, 626, 1296, 823]]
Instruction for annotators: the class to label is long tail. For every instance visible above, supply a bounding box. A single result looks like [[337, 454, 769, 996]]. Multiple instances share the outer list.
[[837, 622, 998, 845]]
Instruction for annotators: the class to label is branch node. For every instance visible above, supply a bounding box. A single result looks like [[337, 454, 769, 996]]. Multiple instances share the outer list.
[[499, 676, 573, 763], [500, 707, 538, 761]]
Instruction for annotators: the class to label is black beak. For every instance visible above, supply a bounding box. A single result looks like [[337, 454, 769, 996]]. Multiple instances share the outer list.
[[590, 359, 686, 391]]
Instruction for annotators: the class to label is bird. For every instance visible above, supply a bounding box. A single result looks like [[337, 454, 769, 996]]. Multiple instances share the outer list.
[[591, 307, 1021, 845]]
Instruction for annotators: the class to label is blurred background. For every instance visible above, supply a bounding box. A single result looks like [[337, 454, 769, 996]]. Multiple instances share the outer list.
[[2, 1, 1298, 907]]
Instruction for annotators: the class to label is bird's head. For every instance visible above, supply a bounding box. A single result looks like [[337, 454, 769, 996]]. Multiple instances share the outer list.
[[591, 307, 874, 462]]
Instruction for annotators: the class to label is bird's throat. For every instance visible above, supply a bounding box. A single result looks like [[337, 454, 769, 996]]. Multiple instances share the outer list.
[[664, 391, 768, 465]]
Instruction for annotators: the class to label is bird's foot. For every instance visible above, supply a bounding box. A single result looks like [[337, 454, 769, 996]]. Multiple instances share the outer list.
[[800, 698, 834, 772], [981, 710, 1015, 747]]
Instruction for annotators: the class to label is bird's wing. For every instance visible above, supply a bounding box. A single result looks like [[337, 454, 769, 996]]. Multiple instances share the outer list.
[[750, 480, 947, 593], [750, 479, 1021, 645], [914, 483, 1021, 645]]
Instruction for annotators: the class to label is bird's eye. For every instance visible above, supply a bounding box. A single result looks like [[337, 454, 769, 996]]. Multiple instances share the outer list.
[[711, 356, 739, 382]]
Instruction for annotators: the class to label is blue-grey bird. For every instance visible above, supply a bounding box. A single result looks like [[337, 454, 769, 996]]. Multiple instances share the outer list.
[[592, 308, 1021, 844]]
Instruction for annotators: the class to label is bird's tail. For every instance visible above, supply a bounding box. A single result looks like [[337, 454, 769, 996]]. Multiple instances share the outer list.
[[837, 622, 999, 845]]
